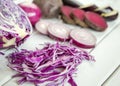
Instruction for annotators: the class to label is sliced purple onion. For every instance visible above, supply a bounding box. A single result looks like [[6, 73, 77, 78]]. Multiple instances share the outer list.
[[70, 29, 96, 48], [35, 20, 51, 35], [48, 24, 71, 41]]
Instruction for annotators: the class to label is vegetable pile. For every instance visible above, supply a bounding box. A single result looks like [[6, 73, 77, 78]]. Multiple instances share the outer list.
[[7, 43, 95, 86], [0, 0, 32, 49]]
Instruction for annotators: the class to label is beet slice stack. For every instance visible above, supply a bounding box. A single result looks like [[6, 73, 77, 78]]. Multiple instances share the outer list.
[[70, 29, 96, 48]]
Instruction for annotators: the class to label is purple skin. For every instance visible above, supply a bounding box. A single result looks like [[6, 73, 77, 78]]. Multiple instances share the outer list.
[[81, 5, 98, 11], [16, 35, 30, 46], [0, 37, 5, 47], [0, 36, 3, 43], [71, 39, 95, 49], [0, 51, 4, 55], [95, 6, 113, 14], [48, 31, 70, 42], [62, 0, 81, 7], [0, 44, 3, 48]]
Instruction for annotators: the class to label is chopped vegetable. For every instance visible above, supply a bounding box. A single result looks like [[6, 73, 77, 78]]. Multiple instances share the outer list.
[[7, 43, 95, 86], [70, 29, 96, 48], [72, 8, 88, 27], [85, 11, 108, 31], [60, 6, 75, 24], [35, 20, 51, 35], [19, 2, 42, 26], [0, 0, 32, 49]]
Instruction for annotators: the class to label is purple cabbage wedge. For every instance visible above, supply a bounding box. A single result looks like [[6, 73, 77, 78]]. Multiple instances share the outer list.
[[7, 43, 95, 86], [0, 0, 32, 49]]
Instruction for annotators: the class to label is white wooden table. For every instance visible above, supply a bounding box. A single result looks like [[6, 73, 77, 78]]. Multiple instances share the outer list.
[[0, 0, 120, 86]]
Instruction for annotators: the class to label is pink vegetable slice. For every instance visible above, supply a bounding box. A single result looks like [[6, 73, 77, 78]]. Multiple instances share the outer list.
[[72, 8, 88, 27], [70, 29, 96, 48], [61, 6, 75, 24], [85, 11, 108, 31], [48, 24, 71, 41], [35, 20, 50, 35]]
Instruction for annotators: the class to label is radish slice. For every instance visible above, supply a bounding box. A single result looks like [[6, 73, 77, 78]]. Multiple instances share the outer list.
[[48, 24, 71, 41], [85, 11, 108, 31], [60, 6, 75, 24], [70, 29, 96, 48], [35, 20, 51, 35], [72, 8, 85, 21], [72, 8, 88, 27]]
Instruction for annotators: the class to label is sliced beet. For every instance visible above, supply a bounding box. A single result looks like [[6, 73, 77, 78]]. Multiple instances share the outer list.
[[48, 24, 71, 41], [72, 8, 88, 27], [35, 20, 50, 35], [60, 6, 75, 25], [70, 29, 96, 49], [85, 12, 108, 31]]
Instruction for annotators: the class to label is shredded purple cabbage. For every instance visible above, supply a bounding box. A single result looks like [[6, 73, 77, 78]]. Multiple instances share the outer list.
[[7, 43, 95, 86], [0, 51, 4, 55]]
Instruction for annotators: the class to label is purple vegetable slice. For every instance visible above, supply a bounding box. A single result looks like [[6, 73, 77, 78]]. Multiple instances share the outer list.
[[7, 43, 95, 86], [35, 20, 50, 35], [60, 6, 75, 25], [72, 8, 88, 27], [70, 29, 96, 48], [85, 11, 108, 31], [48, 24, 71, 41], [0, 0, 32, 49]]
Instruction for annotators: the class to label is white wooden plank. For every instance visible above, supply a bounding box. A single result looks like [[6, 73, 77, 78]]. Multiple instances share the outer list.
[[73, 25, 120, 86], [102, 65, 120, 86], [0, 49, 17, 86]]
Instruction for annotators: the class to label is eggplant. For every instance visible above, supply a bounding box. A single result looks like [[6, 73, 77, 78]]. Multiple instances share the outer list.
[[62, 0, 82, 7], [95, 6, 119, 21], [80, 4, 98, 11]]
